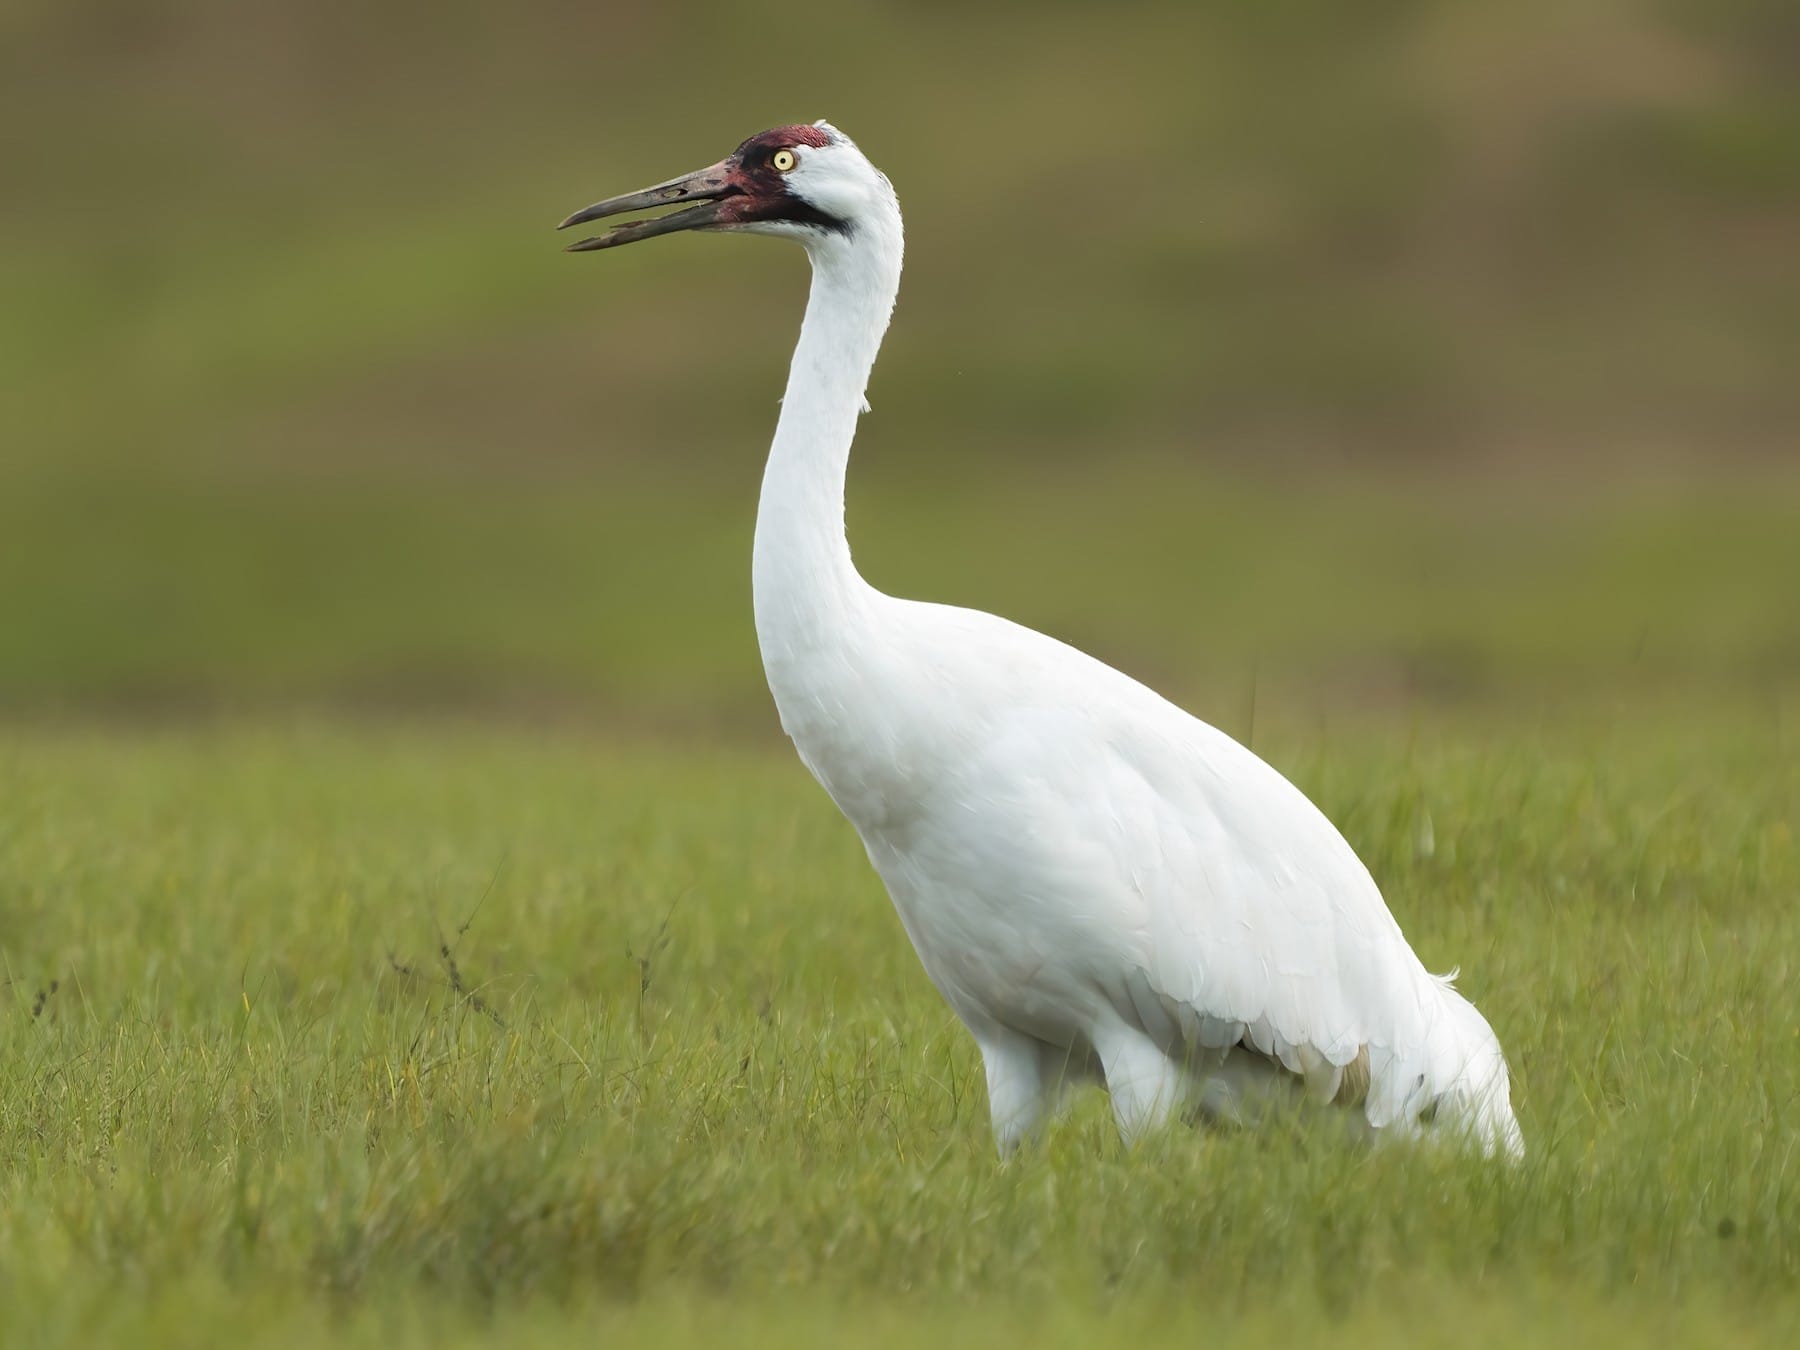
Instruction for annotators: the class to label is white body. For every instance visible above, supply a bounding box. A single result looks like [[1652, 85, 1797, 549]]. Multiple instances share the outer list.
[[747, 125, 1522, 1157]]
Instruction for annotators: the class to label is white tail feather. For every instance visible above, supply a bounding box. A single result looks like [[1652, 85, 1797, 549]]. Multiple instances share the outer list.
[[1369, 974, 1523, 1159]]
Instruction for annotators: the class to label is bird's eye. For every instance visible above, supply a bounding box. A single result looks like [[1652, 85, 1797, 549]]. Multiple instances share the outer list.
[[772, 149, 797, 172]]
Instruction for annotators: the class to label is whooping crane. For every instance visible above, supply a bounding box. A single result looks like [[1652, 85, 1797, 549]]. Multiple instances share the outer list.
[[560, 122, 1523, 1158]]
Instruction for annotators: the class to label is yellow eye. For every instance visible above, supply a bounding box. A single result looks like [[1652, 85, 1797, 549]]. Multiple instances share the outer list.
[[772, 149, 797, 172]]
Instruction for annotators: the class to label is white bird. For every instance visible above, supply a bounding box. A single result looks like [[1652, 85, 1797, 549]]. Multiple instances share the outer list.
[[561, 121, 1523, 1159]]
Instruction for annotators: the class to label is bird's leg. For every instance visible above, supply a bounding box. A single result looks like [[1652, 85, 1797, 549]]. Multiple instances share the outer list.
[[976, 1028, 1065, 1157], [1094, 1021, 1188, 1145]]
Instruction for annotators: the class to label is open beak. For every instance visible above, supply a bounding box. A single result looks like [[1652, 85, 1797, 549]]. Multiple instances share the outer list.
[[558, 158, 739, 252]]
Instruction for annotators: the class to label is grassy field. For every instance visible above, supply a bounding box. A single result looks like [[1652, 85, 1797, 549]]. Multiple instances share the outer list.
[[3, 716, 1795, 1346], [4, 0, 1797, 1342]]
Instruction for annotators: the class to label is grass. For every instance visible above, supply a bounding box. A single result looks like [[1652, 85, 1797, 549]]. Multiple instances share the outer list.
[[2, 716, 1795, 1346], [4, 2, 1797, 1341], [4, 463, 1796, 714]]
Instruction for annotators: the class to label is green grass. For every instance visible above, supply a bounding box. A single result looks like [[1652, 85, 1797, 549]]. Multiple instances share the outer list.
[[4, 464, 1796, 714], [3, 717, 1795, 1346], [4, 2, 1798, 1342]]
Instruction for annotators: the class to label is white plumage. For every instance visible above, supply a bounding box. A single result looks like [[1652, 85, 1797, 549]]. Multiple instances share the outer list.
[[565, 121, 1523, 1158]]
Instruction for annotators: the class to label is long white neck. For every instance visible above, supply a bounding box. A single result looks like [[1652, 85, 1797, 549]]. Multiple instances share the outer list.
[[751, 214, 903, 674]]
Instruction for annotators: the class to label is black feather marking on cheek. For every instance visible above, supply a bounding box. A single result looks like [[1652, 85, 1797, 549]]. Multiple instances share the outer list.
[[784, 201, 854, 237]]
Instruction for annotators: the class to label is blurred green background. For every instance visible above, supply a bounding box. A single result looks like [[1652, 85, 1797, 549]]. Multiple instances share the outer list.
[[3, 0, 1796, 725], [3, 9, 1798, 1341]]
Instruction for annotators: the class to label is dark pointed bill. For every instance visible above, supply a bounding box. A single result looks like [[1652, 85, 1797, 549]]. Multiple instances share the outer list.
[[558, 160, 738, 252]]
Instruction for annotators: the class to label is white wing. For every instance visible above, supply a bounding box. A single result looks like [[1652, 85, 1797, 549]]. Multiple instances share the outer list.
[[870, 600, 1522, 1155]]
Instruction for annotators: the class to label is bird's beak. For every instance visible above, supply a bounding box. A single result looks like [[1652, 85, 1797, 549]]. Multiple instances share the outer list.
[[558, 158, 739, 252]]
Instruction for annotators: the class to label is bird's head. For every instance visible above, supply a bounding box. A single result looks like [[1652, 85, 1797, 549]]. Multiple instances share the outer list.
[[558, 121, 892, 253]]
